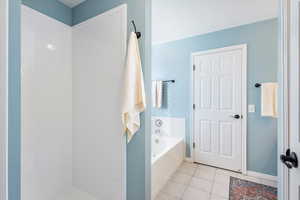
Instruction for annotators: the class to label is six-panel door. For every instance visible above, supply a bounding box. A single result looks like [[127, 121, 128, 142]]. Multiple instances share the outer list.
[[193, 46, 245, 172]]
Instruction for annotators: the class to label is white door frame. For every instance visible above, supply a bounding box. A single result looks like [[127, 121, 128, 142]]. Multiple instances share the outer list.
[[0, 0, 8, 199], [279, 0, 290, 199], [190, 44, 247, 174]]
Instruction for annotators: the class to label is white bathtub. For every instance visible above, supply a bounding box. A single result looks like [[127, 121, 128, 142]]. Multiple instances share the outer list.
[[151, 136, 184, 199]]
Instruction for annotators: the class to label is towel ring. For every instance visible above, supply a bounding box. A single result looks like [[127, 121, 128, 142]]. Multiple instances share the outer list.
[[131, 20, 141, 39]]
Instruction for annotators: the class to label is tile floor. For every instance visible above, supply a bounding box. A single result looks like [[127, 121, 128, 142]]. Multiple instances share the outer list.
[[155, 162, 277, 200]]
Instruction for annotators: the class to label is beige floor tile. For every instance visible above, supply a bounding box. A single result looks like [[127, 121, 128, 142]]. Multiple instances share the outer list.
[[194, 166, 216, 181], [197, 164, 216, 172], [181, 162, 199, 169], [211, 182, 229, 199], [184, 162, 199, 168], [189, 177, 213, 193], [214, 173, 230, 185], [171, 171, 192, 185], [215, 169, 241, 178], [177, 162, 197, 176], [155, 192, 181, 200], [182, 187, 210, 200], [159, 164, 277, 200], [210, 194, 229, 200], [162, 181, 187, 198]]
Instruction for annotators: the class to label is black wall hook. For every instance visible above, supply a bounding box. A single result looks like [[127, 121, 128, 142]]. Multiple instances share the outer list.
[[131, 20, 141, 39]]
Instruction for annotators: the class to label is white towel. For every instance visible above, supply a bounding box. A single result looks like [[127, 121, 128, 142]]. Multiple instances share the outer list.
[[152, 81, 163, 108], [156, 81, 163, 108], [261, 82, 278, 118], [152, 81, 157, 108], [122, 32, 146, 143]]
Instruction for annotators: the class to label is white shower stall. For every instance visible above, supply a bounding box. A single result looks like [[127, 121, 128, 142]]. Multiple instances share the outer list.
[[21, 4, 127, 200]]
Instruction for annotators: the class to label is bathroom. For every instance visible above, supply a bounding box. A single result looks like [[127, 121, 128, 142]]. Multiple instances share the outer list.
[[1, 0, 300, 200], [151, 0, 279, 199]]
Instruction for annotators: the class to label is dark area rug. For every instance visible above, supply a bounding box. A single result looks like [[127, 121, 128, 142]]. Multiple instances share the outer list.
[[229, 176, 277, 200]]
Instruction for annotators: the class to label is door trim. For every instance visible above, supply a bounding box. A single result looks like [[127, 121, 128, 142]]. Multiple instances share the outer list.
[[0, 0, 8, 199], [279, 0, 290, 199], [247, 170, 277, 182], [190, 44, 248, 174]]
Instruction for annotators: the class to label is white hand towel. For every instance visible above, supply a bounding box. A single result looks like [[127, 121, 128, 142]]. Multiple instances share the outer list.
[[122, 32, 146, 143], [156, 81, 163, 108], [261, 82, 278, 118], [152, 81, 163, 108], [152, 81, 157, 108]]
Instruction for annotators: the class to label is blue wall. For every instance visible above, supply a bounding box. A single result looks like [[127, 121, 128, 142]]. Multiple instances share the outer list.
[[22, 0, 72, 25], [152, 19, 278, 176]]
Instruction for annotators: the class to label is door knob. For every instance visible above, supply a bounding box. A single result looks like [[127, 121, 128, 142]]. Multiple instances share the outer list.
[[232, 114, 240, 119], [280, 149, 298, 169]]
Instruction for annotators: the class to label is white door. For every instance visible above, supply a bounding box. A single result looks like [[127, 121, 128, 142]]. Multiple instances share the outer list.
[[287, 0, 300, 199], [193, 45, 246, 172]]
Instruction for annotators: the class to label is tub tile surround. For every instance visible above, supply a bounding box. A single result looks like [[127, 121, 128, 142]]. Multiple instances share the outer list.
[[152, 117, 185, 139], [155, 162, 277, 200]]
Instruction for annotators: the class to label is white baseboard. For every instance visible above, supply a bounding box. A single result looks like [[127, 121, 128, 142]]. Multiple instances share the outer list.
[[184, 157, 193, 163], [247, 171, 277, 181]]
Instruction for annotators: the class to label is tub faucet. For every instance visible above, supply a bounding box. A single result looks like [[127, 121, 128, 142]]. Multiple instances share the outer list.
[[154, 129, 164, 137]]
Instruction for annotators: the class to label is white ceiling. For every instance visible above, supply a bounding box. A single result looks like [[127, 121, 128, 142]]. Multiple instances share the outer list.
[[152, 0, 278, 44], [58, 0, 87, 8]]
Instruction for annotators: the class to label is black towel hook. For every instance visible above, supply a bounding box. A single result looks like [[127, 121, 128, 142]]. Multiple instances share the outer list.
[[131, 20, 141, 39]]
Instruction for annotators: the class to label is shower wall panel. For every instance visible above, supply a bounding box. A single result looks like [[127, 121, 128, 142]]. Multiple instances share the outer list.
[[21, 5, 72, 200], [72, 5, 127, 200]]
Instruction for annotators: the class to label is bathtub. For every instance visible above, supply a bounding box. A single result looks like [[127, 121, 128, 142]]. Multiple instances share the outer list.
[[151, 136, 184, 199]]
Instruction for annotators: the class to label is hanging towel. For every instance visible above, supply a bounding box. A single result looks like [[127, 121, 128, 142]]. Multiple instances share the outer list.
[[156, 81, 163, 108], [152, 81, 157, 108], [152, 81, 163, 108], [122, 32, 146, 143], [261, 82, 278, 118]]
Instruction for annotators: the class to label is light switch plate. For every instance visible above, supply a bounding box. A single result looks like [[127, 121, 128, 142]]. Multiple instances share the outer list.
[[248, 104, 255, 113]]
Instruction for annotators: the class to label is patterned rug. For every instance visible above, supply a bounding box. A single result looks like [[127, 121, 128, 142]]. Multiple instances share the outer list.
[[229, 176, 277, 200]]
